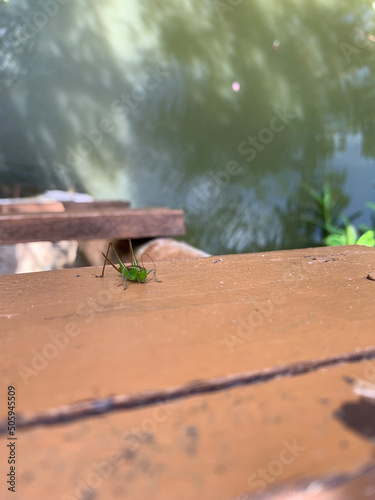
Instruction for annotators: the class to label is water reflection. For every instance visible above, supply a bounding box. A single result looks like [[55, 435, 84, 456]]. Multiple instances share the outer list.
[[0, 0, 374, 253]]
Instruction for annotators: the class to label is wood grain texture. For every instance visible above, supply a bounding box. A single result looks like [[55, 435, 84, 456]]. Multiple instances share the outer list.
[[0, 201, 131, 215], [0, 207, 185, 244], [0, 245, 374, 499], [2, 362, 375, 500], [62, 201, 131, 212], [0, 201, 65, 214]]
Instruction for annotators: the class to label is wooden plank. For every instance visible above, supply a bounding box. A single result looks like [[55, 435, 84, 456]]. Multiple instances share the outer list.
[[0, 245, 374, 417], [0, 201, 131, 215], [1, 361, 374, 499], [0, 245, 374, 498], [261, 463, 375, 500], [62, 201, 131, 212], [0, 208, 185, 244], [0, 201, 65, 215]]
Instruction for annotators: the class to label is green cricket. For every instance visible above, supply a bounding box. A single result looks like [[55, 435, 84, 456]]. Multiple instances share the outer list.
[[97, 239, 162, 289]]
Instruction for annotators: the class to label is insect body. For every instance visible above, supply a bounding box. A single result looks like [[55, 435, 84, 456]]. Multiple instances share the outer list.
[[98, 239, 161, 289]]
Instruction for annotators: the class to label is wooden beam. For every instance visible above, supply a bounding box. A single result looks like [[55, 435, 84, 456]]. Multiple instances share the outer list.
[[62, 201, 130, 212], [0, 200, 131, 215], [0, 208, 185, 244], [0, 201, 65, 215]]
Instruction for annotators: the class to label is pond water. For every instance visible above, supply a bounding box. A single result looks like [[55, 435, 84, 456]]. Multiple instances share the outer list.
[[0, 0, 374, 254]]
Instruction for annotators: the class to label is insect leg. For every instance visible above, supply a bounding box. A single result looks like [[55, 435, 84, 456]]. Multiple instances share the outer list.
[[99, 248, 122, 276], [121, 269, 128, 290], [95, 242, 112, 278], [147, 268, 163, 283], [128, 239, 138, 267]]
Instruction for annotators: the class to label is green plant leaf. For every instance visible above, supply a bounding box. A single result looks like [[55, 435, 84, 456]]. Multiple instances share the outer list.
[[302, 182, 323, 205], [346, 224, 358, 245], [323, 183, 331, 205], [302, 181, 375, 248], [324, 223, 343, 235], [322, 182, 333, 226], [324, 234, 346, 246], [356, 230, 375, 247]]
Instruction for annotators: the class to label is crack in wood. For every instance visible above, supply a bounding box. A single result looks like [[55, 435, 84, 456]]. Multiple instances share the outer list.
[[2, 347, 375, 434]]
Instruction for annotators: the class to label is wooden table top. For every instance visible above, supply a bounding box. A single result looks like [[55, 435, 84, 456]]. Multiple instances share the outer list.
[[0, 245, 374, 499]]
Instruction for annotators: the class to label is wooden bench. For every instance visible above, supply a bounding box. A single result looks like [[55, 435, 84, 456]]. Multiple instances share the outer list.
[[0, 201, 185, 244], [0, 245, 374, 499]]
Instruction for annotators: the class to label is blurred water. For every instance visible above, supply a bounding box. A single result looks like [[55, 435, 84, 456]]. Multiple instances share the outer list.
[[0, 0, 374, 254]]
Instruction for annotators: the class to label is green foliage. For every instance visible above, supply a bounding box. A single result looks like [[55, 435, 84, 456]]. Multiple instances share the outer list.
[[302, 181, 375, 247], [324, 225, 375, 246]]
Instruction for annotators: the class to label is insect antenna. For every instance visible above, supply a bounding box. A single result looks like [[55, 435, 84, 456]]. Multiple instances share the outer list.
[[142, 252, 155, 270], [141, 252, 161, 283]]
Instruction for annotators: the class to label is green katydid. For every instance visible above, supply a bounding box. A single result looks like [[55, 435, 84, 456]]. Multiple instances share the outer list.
[[97, 239, 162, 289]]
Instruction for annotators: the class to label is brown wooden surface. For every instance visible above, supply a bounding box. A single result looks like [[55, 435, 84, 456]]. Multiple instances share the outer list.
[[0, 207, 185, 244], [0, 245, 375, 499], [0, 200, 131, 215], [0, 201, 65, 214], [62, 201, 131, 212]]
